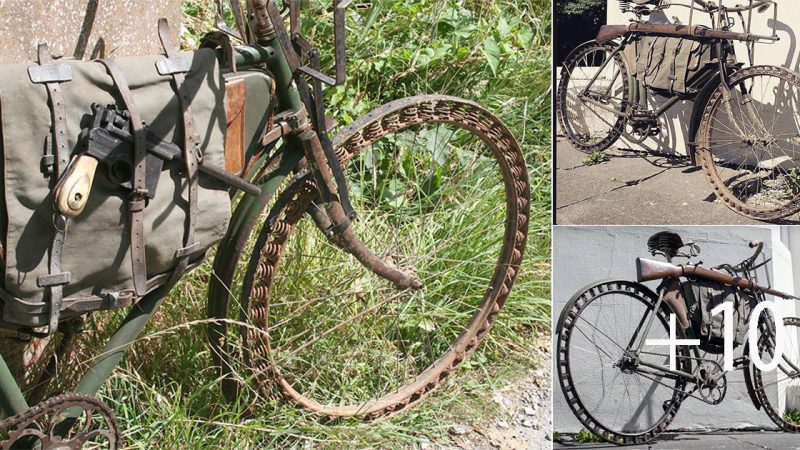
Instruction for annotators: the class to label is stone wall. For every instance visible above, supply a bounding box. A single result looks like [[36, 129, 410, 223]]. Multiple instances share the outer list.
[[0, 0, 182, 64]]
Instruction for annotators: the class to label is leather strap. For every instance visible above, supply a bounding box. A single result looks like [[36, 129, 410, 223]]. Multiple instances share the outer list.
[[97, 59, 149, 297], [31, 43, 72, 336], [32, 43, 71, 179], [158, 18, 201, 286], [200, 31, 237, 72]]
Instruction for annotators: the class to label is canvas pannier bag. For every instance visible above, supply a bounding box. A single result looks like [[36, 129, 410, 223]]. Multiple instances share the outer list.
[[0, 38, 233, 332], [634, 36, 712, 95], [682, 279, 756, 352]]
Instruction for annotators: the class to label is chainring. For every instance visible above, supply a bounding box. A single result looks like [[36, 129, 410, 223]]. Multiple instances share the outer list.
[[0, 393, 121, 450], [694, 360, 727, 405]]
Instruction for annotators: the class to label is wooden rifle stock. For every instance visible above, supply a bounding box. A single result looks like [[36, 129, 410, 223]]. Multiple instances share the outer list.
[[594, 22, 757, 44], [636, 258, 794, 299]]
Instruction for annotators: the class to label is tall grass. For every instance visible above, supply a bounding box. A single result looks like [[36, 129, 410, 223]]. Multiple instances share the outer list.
[[63, 1, 552, 448]]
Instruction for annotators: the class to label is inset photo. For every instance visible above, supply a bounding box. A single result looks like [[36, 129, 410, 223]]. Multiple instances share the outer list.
[[554, 0, 800, 225], [553, 225, 800, 448]]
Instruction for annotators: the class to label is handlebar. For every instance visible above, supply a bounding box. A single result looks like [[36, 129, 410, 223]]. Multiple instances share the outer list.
[[689, 0, 772, 13], [726, 0, 773, 13], [692, 0, 714, 11], [735, 239, 765, 271]]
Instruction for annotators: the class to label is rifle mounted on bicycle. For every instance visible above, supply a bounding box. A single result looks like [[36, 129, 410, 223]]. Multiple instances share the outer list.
[[558, 0, 800, 221]]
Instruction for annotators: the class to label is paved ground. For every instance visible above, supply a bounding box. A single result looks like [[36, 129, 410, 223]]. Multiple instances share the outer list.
[[554, 136, 800, 225], [555, 431, 800, 449], [413, 347, 552, 450]]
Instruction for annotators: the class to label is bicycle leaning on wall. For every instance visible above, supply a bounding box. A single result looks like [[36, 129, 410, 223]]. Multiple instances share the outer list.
[[556, 231, 800, 445], [0, 0, 531, 447], [557, 0, 800, 221]]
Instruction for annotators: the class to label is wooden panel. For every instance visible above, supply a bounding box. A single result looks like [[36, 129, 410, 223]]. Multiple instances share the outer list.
[[225, 77, 247, 176]]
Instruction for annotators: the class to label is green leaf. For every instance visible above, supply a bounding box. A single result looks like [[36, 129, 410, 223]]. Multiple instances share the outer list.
[[498, 17, 512, 38], [483, 36, 501, 76]]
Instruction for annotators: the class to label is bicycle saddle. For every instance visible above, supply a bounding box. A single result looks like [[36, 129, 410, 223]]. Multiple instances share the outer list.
[[647, 231, 685, 258]]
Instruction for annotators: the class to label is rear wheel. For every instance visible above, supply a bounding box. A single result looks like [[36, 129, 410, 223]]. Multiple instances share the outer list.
[[696, 66, 800, 220], [557, 41, 630, 153], [556, 281, 689, 445], [211, 96, 530, 418]]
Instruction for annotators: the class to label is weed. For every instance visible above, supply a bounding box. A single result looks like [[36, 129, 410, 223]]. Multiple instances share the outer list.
[[784, 408, 800, 425], [576, 429, 603, 443], [583, 151, 610, 166]]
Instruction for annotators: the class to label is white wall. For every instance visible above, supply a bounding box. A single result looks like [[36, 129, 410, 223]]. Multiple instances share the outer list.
[[607, 0, 800, 155]]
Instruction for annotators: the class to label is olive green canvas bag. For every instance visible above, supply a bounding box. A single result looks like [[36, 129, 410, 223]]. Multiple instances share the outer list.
[[683, 279, 756, 352], [635, 36, 712, 94], [0, 47, 232, 331]]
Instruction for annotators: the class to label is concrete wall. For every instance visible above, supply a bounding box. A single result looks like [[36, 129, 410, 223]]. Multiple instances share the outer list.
[[0, 0, 182, 64], [553, 225, 792, 432], [606, 0, 800, 156]]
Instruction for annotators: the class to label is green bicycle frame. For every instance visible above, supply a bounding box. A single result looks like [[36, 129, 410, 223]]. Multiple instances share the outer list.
[[0, 33, 306, 418]]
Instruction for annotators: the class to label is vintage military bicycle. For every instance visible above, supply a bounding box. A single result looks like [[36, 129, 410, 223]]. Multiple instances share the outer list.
[[557, 0, 800, 221], [0, 0, 530, 447], [555, 231, 800, 445]]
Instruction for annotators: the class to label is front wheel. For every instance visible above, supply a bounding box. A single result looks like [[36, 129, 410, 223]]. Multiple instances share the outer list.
[[212, 96, 530, 418], [696, 66, 800, 221], [751, 316, 800, 431], [556, 280, 689, 445]]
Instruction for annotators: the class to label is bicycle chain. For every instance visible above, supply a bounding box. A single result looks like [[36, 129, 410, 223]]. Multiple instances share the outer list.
[[636, 351, 726, 405], [0, 393, 121, 449]]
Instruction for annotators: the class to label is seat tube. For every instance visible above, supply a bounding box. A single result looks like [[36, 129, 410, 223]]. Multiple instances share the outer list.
[[0, 353, 28, 417], [580, 42, 625, 97], [635, 289, 667, 354]]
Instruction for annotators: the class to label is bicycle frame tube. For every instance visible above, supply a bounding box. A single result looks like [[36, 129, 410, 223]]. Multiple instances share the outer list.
[[579, 39, 628, 99], [637, 359, 694, 380], [635, 289, 666, 354], [0, 354, 28, 417], [629, 283, 695, 382]]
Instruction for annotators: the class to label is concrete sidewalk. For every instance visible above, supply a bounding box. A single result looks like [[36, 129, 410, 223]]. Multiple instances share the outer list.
[[554, 136, 800, 225], [555, 431, 800, 449]]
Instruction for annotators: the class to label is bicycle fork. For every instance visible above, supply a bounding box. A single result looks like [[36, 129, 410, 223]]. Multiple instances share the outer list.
[[297, 129, 424, 291]]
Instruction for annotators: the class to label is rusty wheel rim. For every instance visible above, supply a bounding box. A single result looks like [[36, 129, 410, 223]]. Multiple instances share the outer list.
[[697, 66, 800, 221], [222, 96, 529, 418]]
